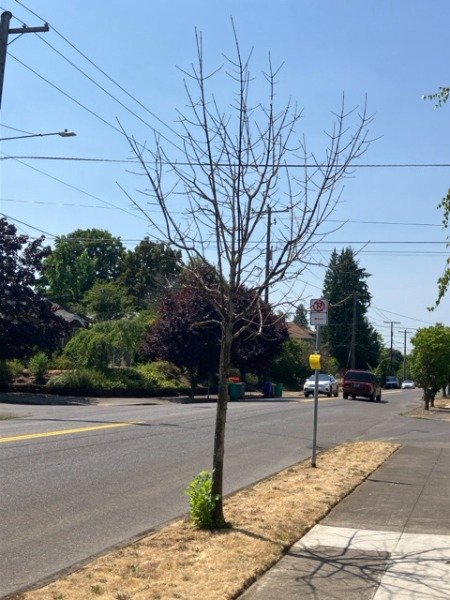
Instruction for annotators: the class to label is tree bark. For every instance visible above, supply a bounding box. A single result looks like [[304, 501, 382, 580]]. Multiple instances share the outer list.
[[211, 318, 233, 527]]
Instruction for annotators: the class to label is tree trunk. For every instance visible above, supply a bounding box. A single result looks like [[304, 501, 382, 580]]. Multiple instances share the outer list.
[[188, 367, 198, 399], [211, 319, 233, 528]]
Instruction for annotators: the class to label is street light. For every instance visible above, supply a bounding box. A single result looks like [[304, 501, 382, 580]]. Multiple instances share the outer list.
[[0, 129, 77, 141]]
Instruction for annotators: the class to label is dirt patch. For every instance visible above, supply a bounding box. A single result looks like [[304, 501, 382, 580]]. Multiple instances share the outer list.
[[14, 441, 399, 600], [407, 397, 450, 420]]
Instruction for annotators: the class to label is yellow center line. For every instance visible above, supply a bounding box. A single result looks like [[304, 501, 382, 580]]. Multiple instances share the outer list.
[[0, 422, 143, 443], [299, 396, 340, 403]]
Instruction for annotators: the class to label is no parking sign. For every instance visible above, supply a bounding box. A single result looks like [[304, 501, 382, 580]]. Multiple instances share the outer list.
[[310, 298, 328, 326]]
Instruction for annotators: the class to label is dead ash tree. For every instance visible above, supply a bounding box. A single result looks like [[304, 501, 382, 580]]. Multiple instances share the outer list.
[[125, 28, 373, 527]]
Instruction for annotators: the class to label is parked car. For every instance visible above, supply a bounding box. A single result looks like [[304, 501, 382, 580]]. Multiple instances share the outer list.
[[342, 369, 382, 402], [303, 373, 339, 398], [401, 379, 415, 389], [385, 376, 400, 389]]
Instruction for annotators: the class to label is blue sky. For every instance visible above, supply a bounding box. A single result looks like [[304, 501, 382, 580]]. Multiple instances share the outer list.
[[1, 0, 449, 354]]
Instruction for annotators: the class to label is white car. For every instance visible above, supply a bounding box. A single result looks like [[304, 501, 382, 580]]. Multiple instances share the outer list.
[[401, 379, 415, 389], [304, 374, 339, 398]]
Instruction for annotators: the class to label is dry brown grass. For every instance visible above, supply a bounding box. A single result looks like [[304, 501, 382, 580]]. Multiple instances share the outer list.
[[15, 441, 399, 600]]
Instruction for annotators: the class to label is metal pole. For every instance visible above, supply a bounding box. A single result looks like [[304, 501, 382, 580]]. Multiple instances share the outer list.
[[311, 325, 321, 467], [0, 11, 12, 110], [384, 320, 400, 373], [350, 293, 357, 369], [0, 11, 49, 111], [264, 206, 272, 304]]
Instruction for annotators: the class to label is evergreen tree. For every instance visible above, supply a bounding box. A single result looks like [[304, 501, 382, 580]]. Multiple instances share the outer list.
[[322, 248, 381, 370], [293, 303, 309, 328]]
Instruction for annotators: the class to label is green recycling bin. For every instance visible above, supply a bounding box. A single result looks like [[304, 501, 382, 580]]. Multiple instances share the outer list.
[[229, 382, 244, 400], [274, 383, 283, 397]]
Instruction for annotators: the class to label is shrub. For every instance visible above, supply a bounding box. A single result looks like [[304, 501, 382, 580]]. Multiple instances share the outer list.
[[7, 359, 25, 379], [29, 352, 50, 382], [47, 368, 109, 390], [184, 470, 220, 529], [63, 329, 109, 371], [50, 353, 75, 370], [136, 361, 184, 389]]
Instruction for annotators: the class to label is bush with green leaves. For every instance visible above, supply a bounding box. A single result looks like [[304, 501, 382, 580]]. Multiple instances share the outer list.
[[184, 470, 220, 529], [63, 329, 109, 371], [29, 352, 50, 381], [7, 359, 25, 379], [136, 361, 184, 389], [63, 316, 151, 371], [268, 339, 310, 388], [48, 368, 112, 390], [50, 352, 75, 370], [47, 364, 188, 395]]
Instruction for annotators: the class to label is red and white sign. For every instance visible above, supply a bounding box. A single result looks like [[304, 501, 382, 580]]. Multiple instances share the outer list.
[[310, 298, 328, 326]]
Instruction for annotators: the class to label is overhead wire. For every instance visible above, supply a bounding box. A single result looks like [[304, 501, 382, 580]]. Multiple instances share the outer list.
[[13, 0, 185, 146], [0, 154, 147, 221], [5, 2, 449, 332]]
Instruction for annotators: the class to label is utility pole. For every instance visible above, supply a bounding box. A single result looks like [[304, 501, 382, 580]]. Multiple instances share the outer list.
[[263, 205, 290, 304], [350, 293, 357, 369], [0, 11, 49, 110], [384, 321, 401, 373], [264, 206, 272, 304]]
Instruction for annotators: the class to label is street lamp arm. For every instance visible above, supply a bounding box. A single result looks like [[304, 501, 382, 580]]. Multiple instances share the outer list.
[[0, 130, 76, 141]]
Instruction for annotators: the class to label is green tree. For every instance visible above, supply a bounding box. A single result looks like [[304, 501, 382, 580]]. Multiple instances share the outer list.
[[268, 339, 310, 388], [118, 238, 182, 310], [423, 87, 449, 309], [63, 315, 150, 370], [429, 189, 450, 309], [322, 248, 382, 370], [375, 347, 404, 384], [38, 229, 125, 307], [423, 86, 449, 109], [410, 324, 450, 409], [293, 303, 309, 328], [83, 281, 133, 322]]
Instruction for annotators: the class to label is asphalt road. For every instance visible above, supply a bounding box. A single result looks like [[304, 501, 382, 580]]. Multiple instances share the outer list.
[[1, 389, 448, 598]]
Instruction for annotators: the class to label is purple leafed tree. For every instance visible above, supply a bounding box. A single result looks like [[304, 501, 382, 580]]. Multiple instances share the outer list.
[[0, 217, 66, 360]]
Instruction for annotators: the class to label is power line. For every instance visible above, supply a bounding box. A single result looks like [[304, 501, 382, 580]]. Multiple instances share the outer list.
[[0, 153, 146, 221], [13, 0, 185, 147], [1, 197, 443, 229], [1, 153, 450, 168], [9, 52, 126, 138]]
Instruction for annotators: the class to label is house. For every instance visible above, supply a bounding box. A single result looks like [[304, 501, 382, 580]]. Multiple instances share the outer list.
[[51, 304, 90, 346], [286, 322, 315, 345]]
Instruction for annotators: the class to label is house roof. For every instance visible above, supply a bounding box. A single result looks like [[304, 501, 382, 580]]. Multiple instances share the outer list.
[[51, 304, 90, 328], [286, 321, 315, 342]]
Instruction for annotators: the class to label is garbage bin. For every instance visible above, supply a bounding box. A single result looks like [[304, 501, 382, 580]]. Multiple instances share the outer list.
[[263, 382, 274, 398], [229, 382, 245, 400], [274, 383, 283, 397], [228, 383, 240, 400]]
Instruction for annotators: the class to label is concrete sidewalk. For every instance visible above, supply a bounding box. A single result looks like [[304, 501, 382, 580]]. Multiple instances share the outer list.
[[240, 445, 450, 599]]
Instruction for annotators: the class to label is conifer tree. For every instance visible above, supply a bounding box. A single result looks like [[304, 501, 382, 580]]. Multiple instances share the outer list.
[[322, 248, 381, 370]]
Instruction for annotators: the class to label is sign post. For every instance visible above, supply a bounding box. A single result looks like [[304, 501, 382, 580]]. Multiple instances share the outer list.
[[309, 299, 328, 467]]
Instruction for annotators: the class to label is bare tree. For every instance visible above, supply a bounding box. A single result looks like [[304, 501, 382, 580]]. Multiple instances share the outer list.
[[124, 27, 373, 527]]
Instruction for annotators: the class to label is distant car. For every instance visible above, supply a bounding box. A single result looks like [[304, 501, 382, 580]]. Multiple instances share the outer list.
[[401, 379, 415, 389], [385, 376, 400, 389], [303, 374, 339, 398], [343, 369, 382, 402]]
